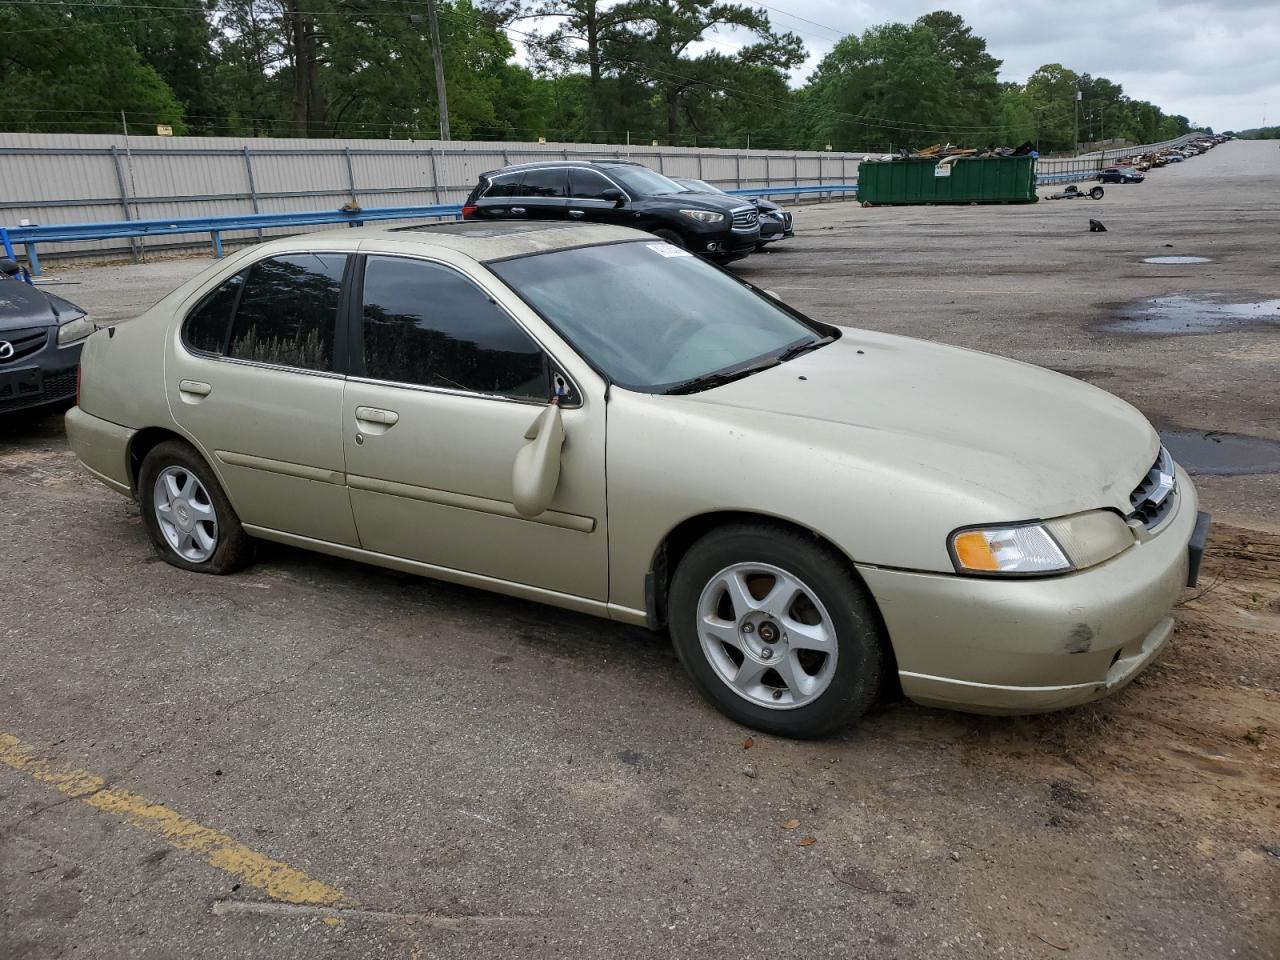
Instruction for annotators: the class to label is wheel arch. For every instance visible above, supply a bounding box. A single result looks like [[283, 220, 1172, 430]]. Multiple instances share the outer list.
[[126, 426, 190, 493], [645, 512, 896, 647]]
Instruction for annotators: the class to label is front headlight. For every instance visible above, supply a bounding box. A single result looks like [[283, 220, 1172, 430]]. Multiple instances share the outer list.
[[56, 314, 94, 346], [950, 511, 1134, 576], [679, 209, 725, 223]]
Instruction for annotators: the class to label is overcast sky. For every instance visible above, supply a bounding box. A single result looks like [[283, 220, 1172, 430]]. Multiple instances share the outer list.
[[678, 0, 1280, 132]]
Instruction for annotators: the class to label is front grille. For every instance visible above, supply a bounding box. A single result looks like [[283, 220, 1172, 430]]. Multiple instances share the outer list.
[[1128, 446, 1177, 530], [0, 327, 49, 364], [731, 207, 759, 230]]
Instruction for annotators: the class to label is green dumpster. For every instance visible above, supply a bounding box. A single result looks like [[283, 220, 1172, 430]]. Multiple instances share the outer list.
[[856, 156, 1038, 205]]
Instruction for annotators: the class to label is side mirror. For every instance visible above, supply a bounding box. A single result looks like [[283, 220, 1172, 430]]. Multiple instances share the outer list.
[[512, 403, 566, 518], [0, 257, 20, 278], [601, 188, 624, 206]]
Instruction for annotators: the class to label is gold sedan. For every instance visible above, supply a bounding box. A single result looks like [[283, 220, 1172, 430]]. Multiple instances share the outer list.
[[66, 222, 1209, 737]]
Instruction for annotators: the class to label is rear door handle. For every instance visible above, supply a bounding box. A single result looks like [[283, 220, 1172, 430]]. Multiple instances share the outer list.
[[178, 379, 211, 399], [355, 406, 399, 426], [568, 209, 585, 219], [510, 207, 526, 215]]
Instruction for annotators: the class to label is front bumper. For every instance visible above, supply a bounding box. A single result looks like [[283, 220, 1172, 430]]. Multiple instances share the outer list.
[[0, 332, 81, 414], [858, 469, 1201, 715]]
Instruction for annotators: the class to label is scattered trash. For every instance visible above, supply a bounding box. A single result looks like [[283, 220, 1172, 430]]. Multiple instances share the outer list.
[[742, 737, 754, 750], [1034, 933, 1071, 951], [742, 764, 758, 779], [948, 850, 961, 862], [797, 836, 817, 847], [1089, 219, 1107, 232], [783, 819, 801, 830]]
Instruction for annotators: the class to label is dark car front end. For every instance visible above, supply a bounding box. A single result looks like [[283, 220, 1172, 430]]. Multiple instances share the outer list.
[[0, 267, 91, 415]]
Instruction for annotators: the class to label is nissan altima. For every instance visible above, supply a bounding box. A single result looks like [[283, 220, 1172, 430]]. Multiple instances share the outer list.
[[65, 221, 1209, 738]]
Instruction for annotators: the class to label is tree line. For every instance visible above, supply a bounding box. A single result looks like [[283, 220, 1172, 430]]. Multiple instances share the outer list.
[[0, 0, 1199, 152]]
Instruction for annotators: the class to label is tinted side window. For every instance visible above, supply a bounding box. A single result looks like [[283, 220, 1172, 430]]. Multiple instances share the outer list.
[[227, 254, 345, 371], [519, 168, 568, 198], [184, 271, 245, 354], [361, 257, 548, 400], [484, 173, 521, 198], [569, 169, 617, 200]]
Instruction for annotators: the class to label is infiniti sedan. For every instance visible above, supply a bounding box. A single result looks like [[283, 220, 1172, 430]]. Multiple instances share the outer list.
[[66, 222, 1208, 738]]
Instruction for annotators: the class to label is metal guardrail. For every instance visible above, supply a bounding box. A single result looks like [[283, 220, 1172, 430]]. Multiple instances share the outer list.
[[0, 184, 859, 275]]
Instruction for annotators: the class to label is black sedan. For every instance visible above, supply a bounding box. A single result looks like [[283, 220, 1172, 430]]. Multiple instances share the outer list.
[[1097, 166, 1145, 184], [1, 257, 92, 415], [674, 178, 794, 249]]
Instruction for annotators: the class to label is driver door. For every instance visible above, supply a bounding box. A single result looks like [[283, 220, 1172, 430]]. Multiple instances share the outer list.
[[341, 253, 608, 600]]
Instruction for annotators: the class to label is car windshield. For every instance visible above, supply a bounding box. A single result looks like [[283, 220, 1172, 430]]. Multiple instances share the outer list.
[[490, 241, 826, 392], [610, 166, 690, 196], [679, 178, 725, 195]]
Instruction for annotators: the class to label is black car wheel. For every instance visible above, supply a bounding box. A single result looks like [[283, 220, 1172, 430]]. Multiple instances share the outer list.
[[651, 228, 685, 248], [1089, 186, 1105, 200]]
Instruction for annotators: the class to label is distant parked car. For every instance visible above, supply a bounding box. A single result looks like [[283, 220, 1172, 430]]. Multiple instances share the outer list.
[[673, 178, 794, 250], [1097, 167, 1145, 183], [0, 257, 92, 415], [462, 160, 760, 264]]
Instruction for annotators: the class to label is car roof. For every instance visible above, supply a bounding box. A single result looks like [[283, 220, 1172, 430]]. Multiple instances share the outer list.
[[249, 220, 646, 263], [478, 158, 645, 177]]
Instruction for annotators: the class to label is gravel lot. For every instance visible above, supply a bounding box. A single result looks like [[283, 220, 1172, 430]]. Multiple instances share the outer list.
[[2, 140, 1277, 959]]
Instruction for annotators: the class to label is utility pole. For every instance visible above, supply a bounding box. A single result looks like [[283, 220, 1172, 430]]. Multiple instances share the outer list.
[[426, 0, 450, 140], [1074, 88, 1081, 155]]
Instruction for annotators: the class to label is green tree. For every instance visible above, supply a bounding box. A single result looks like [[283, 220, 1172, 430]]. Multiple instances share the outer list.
[[0, 3, 186, 134]]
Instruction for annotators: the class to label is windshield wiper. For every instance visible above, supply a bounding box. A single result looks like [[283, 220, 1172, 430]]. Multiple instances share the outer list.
[[664, 356, 781, 395], [775, 335, 833, 363]]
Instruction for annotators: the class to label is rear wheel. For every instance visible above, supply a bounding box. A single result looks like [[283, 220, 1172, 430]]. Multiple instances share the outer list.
[[138, 441, 254, 574], [1089, 186, 1105, 200], [668, 524, 886, 738]]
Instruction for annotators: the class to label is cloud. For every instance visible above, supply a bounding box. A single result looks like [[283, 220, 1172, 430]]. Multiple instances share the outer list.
[[734, 0, 1280, 130]]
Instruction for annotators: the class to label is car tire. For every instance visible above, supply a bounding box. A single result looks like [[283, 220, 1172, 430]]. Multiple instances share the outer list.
[[1089, 186, 1105, 200], [651, 228, 686, 248], [668, 523, 887, 738], [138, 440, 254, 575]]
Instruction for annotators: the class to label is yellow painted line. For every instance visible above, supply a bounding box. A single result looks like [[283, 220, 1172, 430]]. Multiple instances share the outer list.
[[0, 732, 344, 907]]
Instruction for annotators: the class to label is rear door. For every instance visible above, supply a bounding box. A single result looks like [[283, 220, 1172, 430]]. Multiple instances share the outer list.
[[166, 251, 358, 546], [513, 168, 570, 220], [340, 253, 608, 600]]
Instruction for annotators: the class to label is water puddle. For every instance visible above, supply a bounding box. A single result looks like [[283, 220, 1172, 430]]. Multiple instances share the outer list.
[[1160, 430, 1280, 476], [1142, 255, 1212, 264], [1106, 295, 1280, 334]]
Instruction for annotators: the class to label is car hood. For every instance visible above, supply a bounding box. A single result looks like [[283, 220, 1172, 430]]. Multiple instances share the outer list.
[[663, 192, 753, 214], [0, 279, 84, 330], [678, 331, 1158, 520]]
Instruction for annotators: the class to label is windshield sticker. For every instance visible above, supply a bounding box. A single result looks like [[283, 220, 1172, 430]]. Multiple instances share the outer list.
[[647, 243, 693, 258]]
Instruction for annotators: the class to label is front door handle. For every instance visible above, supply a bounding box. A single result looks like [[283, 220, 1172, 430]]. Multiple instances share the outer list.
[[355, 406, 399, 426], [510, 207, 526, 215], [568, 209, 585, 219]]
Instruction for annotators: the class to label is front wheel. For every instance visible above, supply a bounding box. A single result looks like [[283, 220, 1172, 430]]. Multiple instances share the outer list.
[[138, 440, 255, 574], [1089, 186, 1105, 200], [668, 524, 887, 738]]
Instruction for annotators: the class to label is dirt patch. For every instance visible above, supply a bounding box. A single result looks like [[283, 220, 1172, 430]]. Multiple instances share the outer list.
[[956, 525, 1280, 841]]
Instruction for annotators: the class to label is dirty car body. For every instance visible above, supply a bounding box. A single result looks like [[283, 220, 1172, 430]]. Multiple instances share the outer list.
[[65, 222, 1209, 737]]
